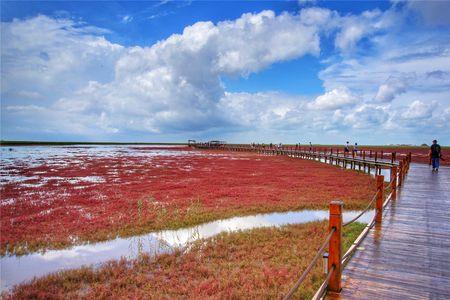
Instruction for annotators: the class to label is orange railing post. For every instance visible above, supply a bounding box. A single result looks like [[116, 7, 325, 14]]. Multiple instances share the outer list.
[[398, 161, 403, 187], [328, 201, 343, 294], [376, 175, 384, 223], [391, 166, 397, 201]]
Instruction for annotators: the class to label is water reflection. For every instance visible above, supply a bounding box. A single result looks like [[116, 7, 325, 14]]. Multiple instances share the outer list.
[[1, 209, 373, 291]]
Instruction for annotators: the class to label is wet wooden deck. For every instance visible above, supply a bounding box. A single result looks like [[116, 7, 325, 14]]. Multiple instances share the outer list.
[[328, 163, 450, 299]]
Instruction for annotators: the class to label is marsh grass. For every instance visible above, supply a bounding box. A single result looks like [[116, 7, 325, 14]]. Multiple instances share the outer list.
[[7, 222, 365, 299], [2, 152, 376, 256]]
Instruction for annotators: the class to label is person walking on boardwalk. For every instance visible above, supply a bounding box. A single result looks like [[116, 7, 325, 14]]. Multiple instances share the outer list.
[[430, 139, 442, 171], [344, 141, 350, 153]]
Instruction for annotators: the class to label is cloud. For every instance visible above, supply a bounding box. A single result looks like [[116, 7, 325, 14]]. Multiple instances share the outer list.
[[213, 10, 320, 76], [334, 8, 396, 51], [319, 28, 450, 104], [298, 0, 317, 5], [400, 100, 436, 120], [1, 15, 124, 106], [374, 73, 415, 103], [343, 104, 389, 129], [406, 1, 450, 26], [55, 10, 321, 133], [218, 92, 305, 129], [2, 4, 450, 144], [307, 87, 357, 110], [6, 105, 45, 112], [121, 15, 133, 23], [2, 11, 323, 137], [299, 7, 335, 27], [426, 70, 449, 80]]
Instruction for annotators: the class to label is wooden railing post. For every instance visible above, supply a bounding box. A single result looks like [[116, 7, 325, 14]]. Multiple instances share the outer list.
[[376, 175, 384, 223], [328, 201, 343, 294], [391, 166, 397, 201], [404, 158, 407, 175], [398, 161, 403, 187]]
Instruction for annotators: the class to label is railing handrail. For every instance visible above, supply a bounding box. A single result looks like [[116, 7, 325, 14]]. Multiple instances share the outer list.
[[313, 158, 409, 299], [195, 144, 398, 167]]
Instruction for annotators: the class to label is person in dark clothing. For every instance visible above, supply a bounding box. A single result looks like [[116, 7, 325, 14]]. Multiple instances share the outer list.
[[430, 139, 442, 171]]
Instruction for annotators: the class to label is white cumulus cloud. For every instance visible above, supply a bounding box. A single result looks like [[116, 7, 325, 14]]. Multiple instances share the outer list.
[[401, 100, 436, 120], [307, 87, 357, 110], [1, 15, 124, 105]]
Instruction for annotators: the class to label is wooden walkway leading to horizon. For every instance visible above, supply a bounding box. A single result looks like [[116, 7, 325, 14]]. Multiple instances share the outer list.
[[328, 163, 450, 299], [195, 144, 449, 298]]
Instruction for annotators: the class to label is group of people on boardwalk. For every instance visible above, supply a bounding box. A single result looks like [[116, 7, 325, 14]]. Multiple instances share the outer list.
[[344, 141, 358, 154], [240, 140, 443, 172]]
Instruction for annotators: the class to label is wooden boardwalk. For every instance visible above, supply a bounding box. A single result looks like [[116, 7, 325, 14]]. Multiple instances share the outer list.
[[328, 163, 450, 299]]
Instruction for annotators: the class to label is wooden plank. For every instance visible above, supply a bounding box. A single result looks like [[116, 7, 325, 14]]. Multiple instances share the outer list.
[[328, 163, 450, 299]]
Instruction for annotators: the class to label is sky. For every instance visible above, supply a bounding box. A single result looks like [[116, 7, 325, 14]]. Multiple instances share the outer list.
[[1, 0, 450, 145]]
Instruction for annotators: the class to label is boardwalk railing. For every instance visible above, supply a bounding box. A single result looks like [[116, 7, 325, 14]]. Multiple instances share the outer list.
[[293, 154, 410, 299], [195, 143, 398, 176], [193, 142, 412, 299]]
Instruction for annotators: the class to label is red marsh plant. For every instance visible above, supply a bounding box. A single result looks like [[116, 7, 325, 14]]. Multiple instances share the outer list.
[[1, 147, 376, 255], [5, 221, 365, 299]]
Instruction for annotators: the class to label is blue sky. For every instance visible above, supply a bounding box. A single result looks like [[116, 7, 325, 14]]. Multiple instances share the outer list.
[[1, 1, 450, 145]]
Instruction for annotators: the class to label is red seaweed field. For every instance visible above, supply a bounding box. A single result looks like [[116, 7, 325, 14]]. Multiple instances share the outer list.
[[1, 145, 376, 255]]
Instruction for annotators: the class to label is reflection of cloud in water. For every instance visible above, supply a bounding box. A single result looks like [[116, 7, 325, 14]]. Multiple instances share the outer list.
[[154, 215, 277, 247], [40, 243, 116, 261], [1, 209, 373, 292], [154, 211, 337, 247]]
